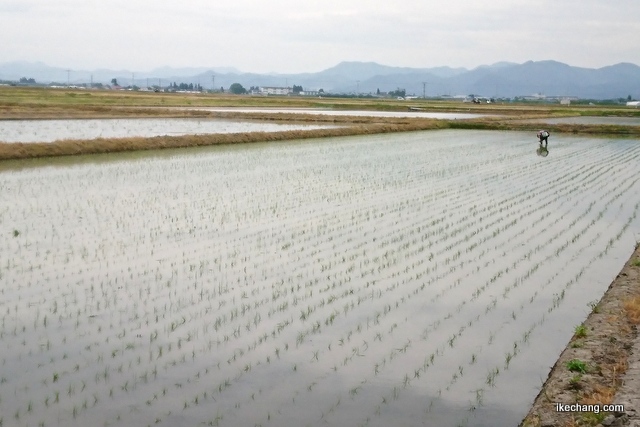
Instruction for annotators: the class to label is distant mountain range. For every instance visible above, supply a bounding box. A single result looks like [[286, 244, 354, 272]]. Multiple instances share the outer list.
[[1, 60, 639, 99]]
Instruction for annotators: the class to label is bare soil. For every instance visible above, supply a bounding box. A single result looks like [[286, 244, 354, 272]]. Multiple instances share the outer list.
[[520, 245, 640, 427]]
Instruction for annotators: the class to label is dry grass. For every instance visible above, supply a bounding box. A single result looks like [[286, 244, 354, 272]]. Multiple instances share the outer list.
[[610, 359, 628, 388], [580, 385, 616, 406], [562, 417, 580, 427], [521, 414, 541, 427], [521, 412, 582, 427], [623, 296, 640, 324], [577, 385, 616, 426]]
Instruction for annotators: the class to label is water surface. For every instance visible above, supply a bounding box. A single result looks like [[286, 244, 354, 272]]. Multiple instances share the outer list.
[[0, 117, 338, 143], [179, 107, 489, 119], [519, 116, 640, 126], [1, 130, 639, 427]]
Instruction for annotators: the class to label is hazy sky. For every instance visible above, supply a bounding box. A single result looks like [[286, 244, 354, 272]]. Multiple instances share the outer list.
[[2, 0, 639, 73]]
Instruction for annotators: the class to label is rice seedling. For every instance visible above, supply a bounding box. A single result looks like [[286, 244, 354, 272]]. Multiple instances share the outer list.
[[1, 128, 639, 427]]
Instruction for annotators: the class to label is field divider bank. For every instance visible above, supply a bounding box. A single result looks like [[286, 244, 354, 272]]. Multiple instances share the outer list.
[[0, 117, 449, 160], [3, 111, 640, 161]]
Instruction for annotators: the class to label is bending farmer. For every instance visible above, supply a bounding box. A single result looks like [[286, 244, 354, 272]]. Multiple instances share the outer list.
[[537, 130, 550, 147]]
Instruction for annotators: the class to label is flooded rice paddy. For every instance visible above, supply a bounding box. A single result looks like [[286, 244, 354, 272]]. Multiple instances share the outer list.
[[0, 118, 338, 143], [178, 107, 489, 119], [1, 130, 640, 427], [519, 116, 640, 126]]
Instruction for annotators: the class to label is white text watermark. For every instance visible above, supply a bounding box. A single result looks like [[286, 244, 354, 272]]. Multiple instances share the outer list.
[[555, 403, 625, 414]]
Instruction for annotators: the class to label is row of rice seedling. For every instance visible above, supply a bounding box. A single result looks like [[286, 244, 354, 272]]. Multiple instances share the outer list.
[[1, 130, 640, 426]]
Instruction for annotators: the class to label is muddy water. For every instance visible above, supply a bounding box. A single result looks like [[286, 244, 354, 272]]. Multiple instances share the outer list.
[[1, 130, 639, 427]]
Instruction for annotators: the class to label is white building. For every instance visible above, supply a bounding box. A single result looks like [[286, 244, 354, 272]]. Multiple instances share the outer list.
[[259, 86, 291, 95]]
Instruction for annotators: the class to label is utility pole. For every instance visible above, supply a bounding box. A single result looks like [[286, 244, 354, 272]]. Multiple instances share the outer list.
[[422, 81, 427, 99]]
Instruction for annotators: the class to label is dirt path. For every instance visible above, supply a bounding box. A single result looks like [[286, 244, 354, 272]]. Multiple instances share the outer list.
[[520, 245, 640, 427], [615, 331, 640, 427]]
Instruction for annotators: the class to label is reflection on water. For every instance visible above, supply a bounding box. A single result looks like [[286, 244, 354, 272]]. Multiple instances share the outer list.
[[536, 146, 549, 157], [0, 118, 338, 143]]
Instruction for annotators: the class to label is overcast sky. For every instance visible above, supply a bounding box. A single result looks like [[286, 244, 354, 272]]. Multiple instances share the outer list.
[[2, 0, 639, 73]]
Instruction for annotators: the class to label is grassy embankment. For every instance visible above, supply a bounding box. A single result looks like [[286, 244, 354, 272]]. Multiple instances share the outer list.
[[1, 86, 640, 160]]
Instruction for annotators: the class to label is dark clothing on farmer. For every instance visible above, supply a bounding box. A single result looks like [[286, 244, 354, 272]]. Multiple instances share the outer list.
[[537, 130, 550, 147]]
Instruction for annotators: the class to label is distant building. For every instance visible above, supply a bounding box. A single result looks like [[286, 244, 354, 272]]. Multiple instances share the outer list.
[[259, 86, 291, 95], [523, 93, 546, 101]]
